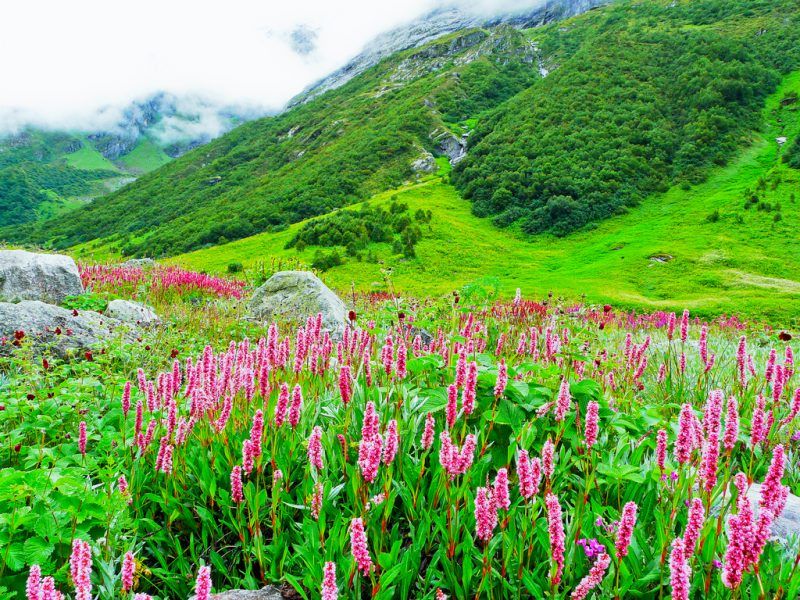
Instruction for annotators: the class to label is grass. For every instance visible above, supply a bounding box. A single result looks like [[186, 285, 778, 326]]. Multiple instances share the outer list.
[[115, 137, 171, 173], [161, 72, 800, 322], [63, 138, 121, 172]]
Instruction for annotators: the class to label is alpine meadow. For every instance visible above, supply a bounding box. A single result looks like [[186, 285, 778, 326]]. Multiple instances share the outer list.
[[1, 1, 800, 599]]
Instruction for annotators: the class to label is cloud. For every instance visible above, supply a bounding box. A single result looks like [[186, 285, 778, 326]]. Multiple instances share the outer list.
[[0, 0, 549, 133]]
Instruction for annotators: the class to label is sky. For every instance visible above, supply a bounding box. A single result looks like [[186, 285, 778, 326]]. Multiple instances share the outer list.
[[0, 0, 545, 133]]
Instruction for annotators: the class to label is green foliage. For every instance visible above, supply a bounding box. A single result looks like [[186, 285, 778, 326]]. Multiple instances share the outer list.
[[61, 293, 109, 313], [784, 135, 800, 169], [453, 0, 800, 236]]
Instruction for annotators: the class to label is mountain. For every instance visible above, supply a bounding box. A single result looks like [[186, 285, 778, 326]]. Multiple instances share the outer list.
[[5, 0, 800, 320], [288, 0, 608, 106], [0, 94, 262, 227]]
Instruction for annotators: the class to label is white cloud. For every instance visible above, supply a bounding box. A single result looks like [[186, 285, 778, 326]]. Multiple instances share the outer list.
[[0, 0, 548, 132]]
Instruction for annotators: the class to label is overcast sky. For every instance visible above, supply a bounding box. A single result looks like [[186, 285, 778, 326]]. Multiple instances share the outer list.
[[0, 0, 544, 132]]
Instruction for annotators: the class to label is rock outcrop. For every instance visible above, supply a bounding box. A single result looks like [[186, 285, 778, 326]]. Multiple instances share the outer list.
[[246, 271, 349, 340], [746, 483, 800, 550], [0, 250, 83, 304], [0, 301, 135, 357], [106, 299, 161, 327], [209, 587, 282, 600]]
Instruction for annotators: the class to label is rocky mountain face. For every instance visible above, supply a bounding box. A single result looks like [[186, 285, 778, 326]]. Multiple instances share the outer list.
[[288, 0, 608, 106]]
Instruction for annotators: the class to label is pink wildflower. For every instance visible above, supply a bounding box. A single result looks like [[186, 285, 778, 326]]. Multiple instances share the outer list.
[[231, 465, 244, 504], [669, 538, 690, 600], [350, 518, 373, 575], [570, 552, 611, 600], [121, 552, 135, 592], [78, 421, 87, 456], [546, 493, 566, 585], [420, 412, 435, 450], [26, 565, 41, 600], [675, 404, 694, 464], [462, 361, 477, 415], [682, 498, 705, 554], [308, 426, 324, 471], [723, 396, 739, 453], [338, 365, 352, 405], [760, 445, 788, 515], [542, 439, 555, 479], [249, 409, 264, 458], [274, 383, 289, 427], [474, 486, 498, 542], [446, 383, 458, 429], [656, 429, 667, 471], [383, 419, 399, 465], [122, 381, 132, 417], [321, 561, 338, 600], [289, 384, 303, 429], [311, 481, 323, 520], [195, 565, 212, 600], [494, 359, 508, 397], [615, 502, 637, 558], [584, 401, 599, 449], [493, 468, 511, 511], [554, 378, 571, 421]]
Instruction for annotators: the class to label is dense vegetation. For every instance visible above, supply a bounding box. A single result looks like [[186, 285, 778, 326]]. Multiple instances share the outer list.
[[287, 200, 432, 268], [1, 266, 798, 599], [452, 0, 800, 235]]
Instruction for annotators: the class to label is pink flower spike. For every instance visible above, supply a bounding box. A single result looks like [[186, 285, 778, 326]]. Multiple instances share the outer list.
[[420, 412, 435, 450], [78, 421, 87, 456], [669, 538, 690, 600], [584, 401, 599, 449], [542, 439, 555, 479], [554, 378, 571, 422], [230, 465, 244, 504], [493, 468, 511, 511], [350, 517, 373, 576], [195, 565, 212, 600], [570, 552, 611, 600], [121, 552, 135, 592], [615, 501, 638, 558], [26, 565, 41, 600], [682, 498, 705, 555], [656, 429, 667, 471], [308, 426, 324, 471], [546, 493, 565, 585], [474, 486, 498, 542], [321, 561, 338, 600]]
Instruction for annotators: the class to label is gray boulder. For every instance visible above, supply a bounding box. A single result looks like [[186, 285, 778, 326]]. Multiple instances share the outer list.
[[0, 250, 83, 304], [246, 271, 349, 339], [106, 299, 161, 326], [209, 587, 282, 600], [121, 258, 157, 269], [0, 301, 135, 357], [746, 483, 800, 550]]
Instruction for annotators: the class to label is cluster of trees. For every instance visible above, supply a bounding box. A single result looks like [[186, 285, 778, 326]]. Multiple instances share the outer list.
[[0, 162, 115, 226], [288, 201, 432, 270], [452, 0, 800, 236]]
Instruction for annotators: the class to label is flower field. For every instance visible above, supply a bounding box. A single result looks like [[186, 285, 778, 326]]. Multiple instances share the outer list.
[[1, 268, 798, 599]]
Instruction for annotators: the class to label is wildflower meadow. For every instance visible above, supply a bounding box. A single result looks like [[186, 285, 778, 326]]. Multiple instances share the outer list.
[[1, 265, 798, 599]]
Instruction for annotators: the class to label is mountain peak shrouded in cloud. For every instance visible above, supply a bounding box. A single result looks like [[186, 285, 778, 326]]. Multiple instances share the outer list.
[[0, 0, 573, 134]]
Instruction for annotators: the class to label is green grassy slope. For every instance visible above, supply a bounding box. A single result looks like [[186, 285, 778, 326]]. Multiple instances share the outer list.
[[116, 137, 171, 173], [160, 71, 800, 322]]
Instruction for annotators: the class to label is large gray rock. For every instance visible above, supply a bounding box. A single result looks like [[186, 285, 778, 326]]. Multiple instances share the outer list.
[[0, 250, 83, 304], [246, 271, 349, 339], [210, 587, 281, 600], [106, 299, 161, 326], [746, 483, 800, 550], [0, 301, 135, 357], [121, 258, 157, 269]]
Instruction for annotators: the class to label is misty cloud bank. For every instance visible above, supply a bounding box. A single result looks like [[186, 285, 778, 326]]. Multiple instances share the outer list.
[[0, 0, 550, 135]]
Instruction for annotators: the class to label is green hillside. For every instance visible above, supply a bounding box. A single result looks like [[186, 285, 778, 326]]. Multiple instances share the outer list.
[[72, 69, 792, 322], [12, 0, 800, 259]]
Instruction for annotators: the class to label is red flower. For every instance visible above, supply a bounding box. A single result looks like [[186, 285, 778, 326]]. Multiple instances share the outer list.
[[348, 310, 357, 322], [84, 351, 93, 362], [603, 304, 612, 313], [72, 309, 79, 316], [779, 331, 792, 341]]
